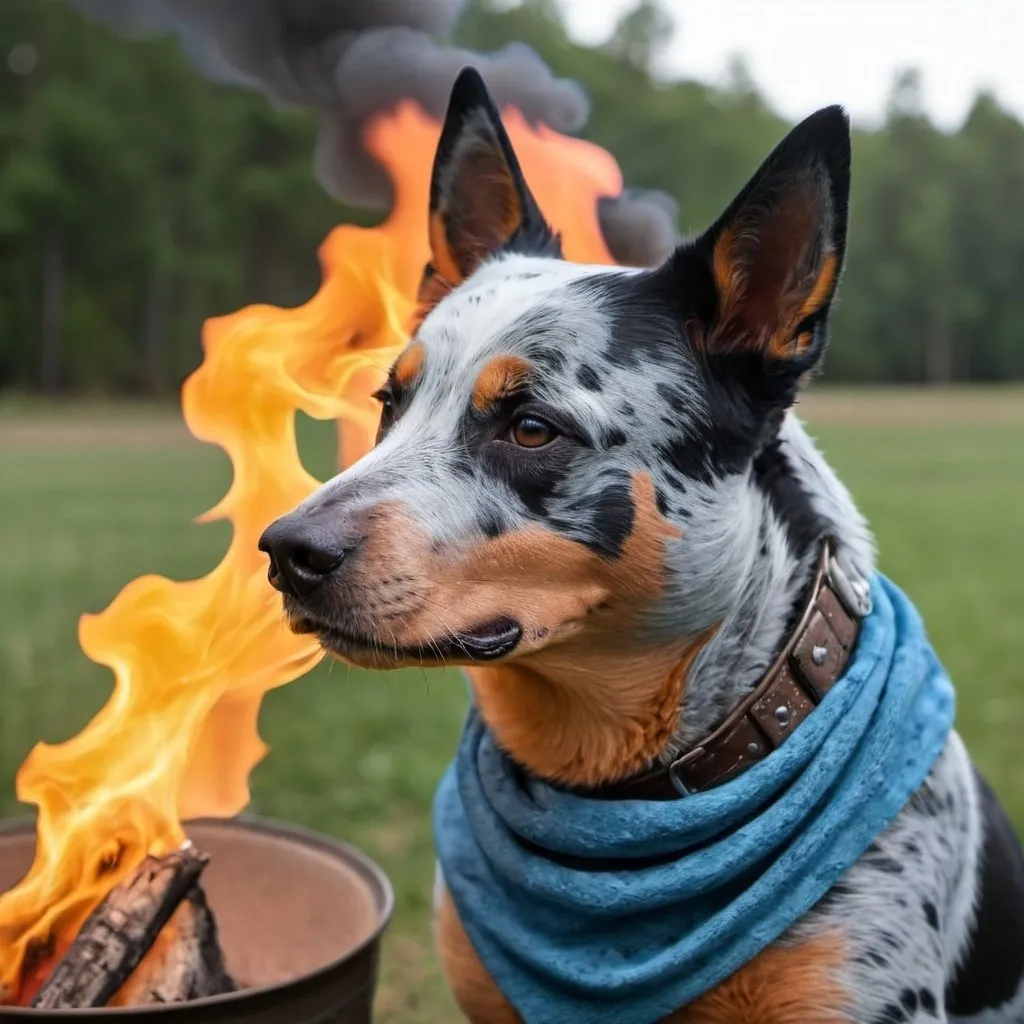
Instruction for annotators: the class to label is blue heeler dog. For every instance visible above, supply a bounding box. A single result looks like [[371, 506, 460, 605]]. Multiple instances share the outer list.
[[260, 68, 1024, 1024]]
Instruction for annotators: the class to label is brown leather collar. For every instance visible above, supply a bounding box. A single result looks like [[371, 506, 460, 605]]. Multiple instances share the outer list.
[[586, 541, 869, 801]]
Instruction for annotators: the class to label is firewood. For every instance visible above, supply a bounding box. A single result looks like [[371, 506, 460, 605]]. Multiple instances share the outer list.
[[31, 843, 233, 1009], [110, 885, 235, 1006]]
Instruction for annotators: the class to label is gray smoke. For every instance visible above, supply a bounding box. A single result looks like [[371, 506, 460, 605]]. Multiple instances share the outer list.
[[598, 189, 680, 267], [68, 0, 679, 264]]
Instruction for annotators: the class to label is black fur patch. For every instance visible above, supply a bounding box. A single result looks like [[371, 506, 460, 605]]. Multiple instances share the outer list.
[[568, 271, 679, 371], [946, 768, 1024, 1016], [576, 364, 603, 391], [588, 482, 635, 558], [899, 989, 918, 1014], [554, 475, 636, 559], [870, 855, 905, 876], [656, 382, 686, 414], [532, 346, 566, 374], [504, 305, 564, 350], [655, 437, 715, 486], [479, 436, 575, 520], [752, 437, 828, 557], [477, 507, 506, 539], [910, 784, 945, 818], [871, 1003, 908, 1024]]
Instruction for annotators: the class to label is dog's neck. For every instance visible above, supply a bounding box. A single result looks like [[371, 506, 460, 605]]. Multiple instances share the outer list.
[[667, 412, 875, 758], [466, 413, 875, 789], [466, 630, 709, 789]]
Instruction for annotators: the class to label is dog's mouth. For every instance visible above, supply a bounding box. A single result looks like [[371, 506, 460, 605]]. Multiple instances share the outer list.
[[289, 611, 523, 665]]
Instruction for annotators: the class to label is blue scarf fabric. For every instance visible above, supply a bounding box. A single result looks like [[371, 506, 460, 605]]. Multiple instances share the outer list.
[[433, 575, 956, 1024]]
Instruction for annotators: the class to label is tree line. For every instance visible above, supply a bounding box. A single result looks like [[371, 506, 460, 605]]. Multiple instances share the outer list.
[[2, 0, 1023, 395]]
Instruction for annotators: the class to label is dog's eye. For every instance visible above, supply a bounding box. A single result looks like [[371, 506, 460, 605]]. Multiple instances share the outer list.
[[510, 415, 557, 448], [372, 387, 397, 443], [373, 387, 395, 423]]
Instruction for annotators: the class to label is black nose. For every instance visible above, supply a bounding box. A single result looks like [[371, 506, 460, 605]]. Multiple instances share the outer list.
[[258, 515, 352, 598]]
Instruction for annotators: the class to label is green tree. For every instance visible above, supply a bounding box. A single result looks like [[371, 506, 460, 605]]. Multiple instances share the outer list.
[[2, 0, 1023, 392], [604, 1, 675, 73]]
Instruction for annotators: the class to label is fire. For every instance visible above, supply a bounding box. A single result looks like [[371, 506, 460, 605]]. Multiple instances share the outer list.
[[0, 101, 622, 1002]]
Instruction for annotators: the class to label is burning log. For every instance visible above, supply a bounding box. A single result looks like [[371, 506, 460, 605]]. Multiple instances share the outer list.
[[109, 886, 236, 1006], [31, 845, 235, 1009]]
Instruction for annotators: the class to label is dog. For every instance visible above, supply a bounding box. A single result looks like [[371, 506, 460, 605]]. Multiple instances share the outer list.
[[259, 68, 1024, 1023]]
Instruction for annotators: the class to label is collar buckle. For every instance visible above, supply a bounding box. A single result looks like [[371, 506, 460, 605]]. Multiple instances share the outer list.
[[668, 748, 704, 797]]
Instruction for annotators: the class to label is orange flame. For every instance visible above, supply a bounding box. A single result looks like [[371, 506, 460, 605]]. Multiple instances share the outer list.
[[0, 101, 622, 1002]]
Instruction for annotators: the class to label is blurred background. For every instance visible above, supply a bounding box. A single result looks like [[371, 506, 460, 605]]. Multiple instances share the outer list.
[[1, 1, 1022, 1020]]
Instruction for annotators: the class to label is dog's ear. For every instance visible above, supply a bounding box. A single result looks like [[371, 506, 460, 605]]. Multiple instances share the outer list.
[[668, 106, 850, 396], [420, 67, 560, 314]]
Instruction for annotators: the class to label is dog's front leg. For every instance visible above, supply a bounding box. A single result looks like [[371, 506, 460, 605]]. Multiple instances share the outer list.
[[661, 932, 853, 1024], [434, 875, 523, 1023]]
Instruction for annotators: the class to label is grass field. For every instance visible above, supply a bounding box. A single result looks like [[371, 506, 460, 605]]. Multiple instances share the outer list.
[[1, 386, 1023, 1021]]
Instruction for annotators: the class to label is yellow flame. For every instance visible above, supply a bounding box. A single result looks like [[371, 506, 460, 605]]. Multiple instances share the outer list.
[[0, 100, 622, 1003]]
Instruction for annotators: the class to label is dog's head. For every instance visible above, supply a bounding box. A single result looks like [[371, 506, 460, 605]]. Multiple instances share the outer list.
[[260, 68, 851, 678]]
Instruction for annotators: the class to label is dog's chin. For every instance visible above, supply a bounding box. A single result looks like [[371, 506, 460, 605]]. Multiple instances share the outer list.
[[287, 612, 524, 668]]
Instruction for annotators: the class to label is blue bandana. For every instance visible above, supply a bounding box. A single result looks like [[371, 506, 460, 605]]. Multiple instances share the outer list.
[[433, 575, 955, 1024]]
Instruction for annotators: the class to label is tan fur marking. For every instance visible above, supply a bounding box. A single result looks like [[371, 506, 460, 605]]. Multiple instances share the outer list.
[[393, 341, 425, 387], [436, 888, 522, 1023], [468, 629, 709, 788], [471, 355, 532, 412], [766, 250, 839, 360], [710, 187, 837, 360], [458, 473, 700, 786], [712, 224, 746, 331], [428, 211, 463, 287], [796, 251, 838, 323], [663, 932, 849, 1023]]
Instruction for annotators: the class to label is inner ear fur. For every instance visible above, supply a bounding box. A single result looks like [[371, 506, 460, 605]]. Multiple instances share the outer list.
[[676, 105, 851, 371]]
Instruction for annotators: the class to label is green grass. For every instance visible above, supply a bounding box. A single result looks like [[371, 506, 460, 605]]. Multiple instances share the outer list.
[[1, 388, 1023, 1021]]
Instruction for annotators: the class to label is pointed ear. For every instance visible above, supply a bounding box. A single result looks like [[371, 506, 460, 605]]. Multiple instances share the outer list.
[[419, 67, 561, 314], [674, 106, 851, 379]]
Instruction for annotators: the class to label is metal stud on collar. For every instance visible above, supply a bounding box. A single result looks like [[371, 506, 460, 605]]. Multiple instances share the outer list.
[[827, 555, 873, 619]]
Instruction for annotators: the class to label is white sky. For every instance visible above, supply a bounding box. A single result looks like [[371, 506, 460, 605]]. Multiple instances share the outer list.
[[558, 0, 1024, 130]]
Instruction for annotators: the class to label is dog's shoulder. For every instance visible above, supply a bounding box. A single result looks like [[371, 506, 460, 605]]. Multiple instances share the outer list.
[[435, 881, 522, 1023], [793, 730, 1024, 1023], [798, 733, 977, 1018], [673, 732, 993, 1024], [662, 932, 850, 1023]]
